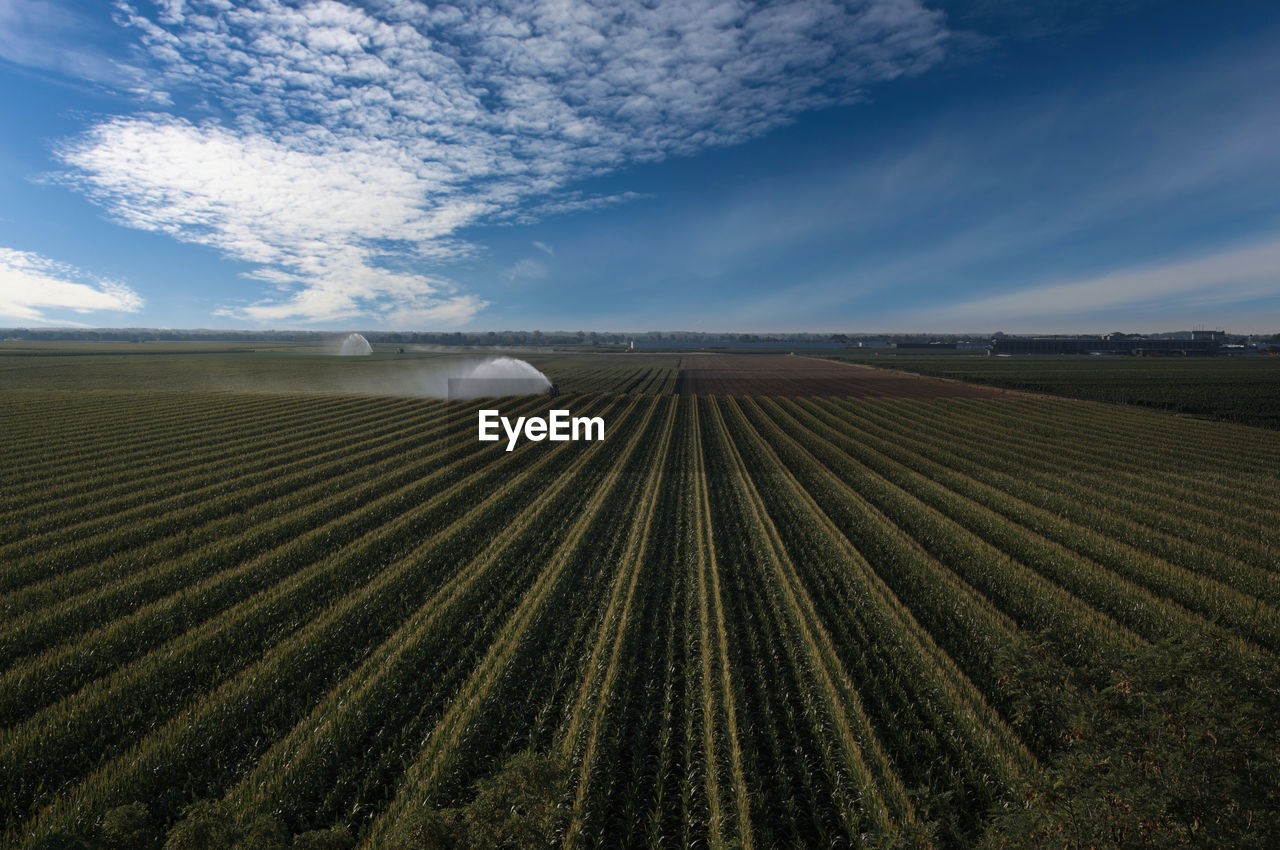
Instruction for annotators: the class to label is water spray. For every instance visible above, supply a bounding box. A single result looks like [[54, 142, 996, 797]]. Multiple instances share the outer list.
[[337, 333, 372, 355]]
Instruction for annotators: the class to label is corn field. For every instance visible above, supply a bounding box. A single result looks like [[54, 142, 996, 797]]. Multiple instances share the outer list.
[[2, 360, 1278, 848]]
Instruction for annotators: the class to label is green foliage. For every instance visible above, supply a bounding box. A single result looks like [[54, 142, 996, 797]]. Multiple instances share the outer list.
[[30, 800, 356, 850], [25, 804, 162, 850], [981, 636, 1280, 848], [162, 800, 288, 850], [28, 833, 98, 850], [393, 750, 571, 849], [290, 827, 354, 849], [99, 803, 161, 849]]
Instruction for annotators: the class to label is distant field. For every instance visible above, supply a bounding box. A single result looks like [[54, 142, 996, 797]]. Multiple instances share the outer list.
[[840, 354, 1280, 428], [0, 340, 289, 356], [2, 349, 1278, 848], [530, 353, 680, 395], [0, 345, 679, 398], [0, 346, 1004, 400], [674, 353, 1004, 397]]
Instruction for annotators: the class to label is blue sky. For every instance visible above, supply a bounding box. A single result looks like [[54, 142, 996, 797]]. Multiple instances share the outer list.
[[0, 0, 1277, 333]]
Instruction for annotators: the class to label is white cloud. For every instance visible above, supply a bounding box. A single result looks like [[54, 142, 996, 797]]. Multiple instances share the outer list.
[[55, 0, 948, 324], [934, 236, 1280, 325], [532, 240, 554, 257], [515, 191, 654, 224], [60, 117, 487, 325], [500, 257, 549, 284], [0, 247, 143, 324]]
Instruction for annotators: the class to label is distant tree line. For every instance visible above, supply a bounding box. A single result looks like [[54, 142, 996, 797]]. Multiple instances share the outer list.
[[0, 328, 937, 346]]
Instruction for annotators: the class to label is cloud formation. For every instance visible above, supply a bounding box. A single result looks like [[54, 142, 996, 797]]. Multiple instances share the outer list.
[[59, 117, 486, 325], [935, 235, 1280, 326], [58, 0, 948, 324], [501, 257, 549, 284], [0, 247, 143, 324]]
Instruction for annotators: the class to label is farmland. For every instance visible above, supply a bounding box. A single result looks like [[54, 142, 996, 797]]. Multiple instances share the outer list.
[[841, 354, 1280, 428], [673, 354, 1003, 398], [2, 350, 1278, 848]]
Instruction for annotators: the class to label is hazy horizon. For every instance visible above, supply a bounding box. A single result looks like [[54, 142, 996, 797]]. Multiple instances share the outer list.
[[0, 325, 1262, 339]]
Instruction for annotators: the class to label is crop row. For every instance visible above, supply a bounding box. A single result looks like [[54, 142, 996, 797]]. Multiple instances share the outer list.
[[4, 390, 1277, 848], [5, 395, 625, 837]]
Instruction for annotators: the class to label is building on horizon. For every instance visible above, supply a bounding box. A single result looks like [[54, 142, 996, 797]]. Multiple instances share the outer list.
[[991, 332, 1225, 356]]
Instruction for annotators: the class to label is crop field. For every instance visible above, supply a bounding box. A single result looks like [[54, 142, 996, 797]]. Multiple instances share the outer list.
[[2, 351, 1278, 848], [0, 345, 680, 399], [673, 354, 1004, 398], [532, 354, 680, 396], [842, 354, 1280, 428]]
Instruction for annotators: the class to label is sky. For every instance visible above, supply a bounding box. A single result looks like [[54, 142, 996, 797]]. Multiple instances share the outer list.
[[0, 0, 1277, 334]]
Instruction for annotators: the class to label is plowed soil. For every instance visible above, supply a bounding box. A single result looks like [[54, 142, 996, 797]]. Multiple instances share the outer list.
[[674, 354, 1005, 397]]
